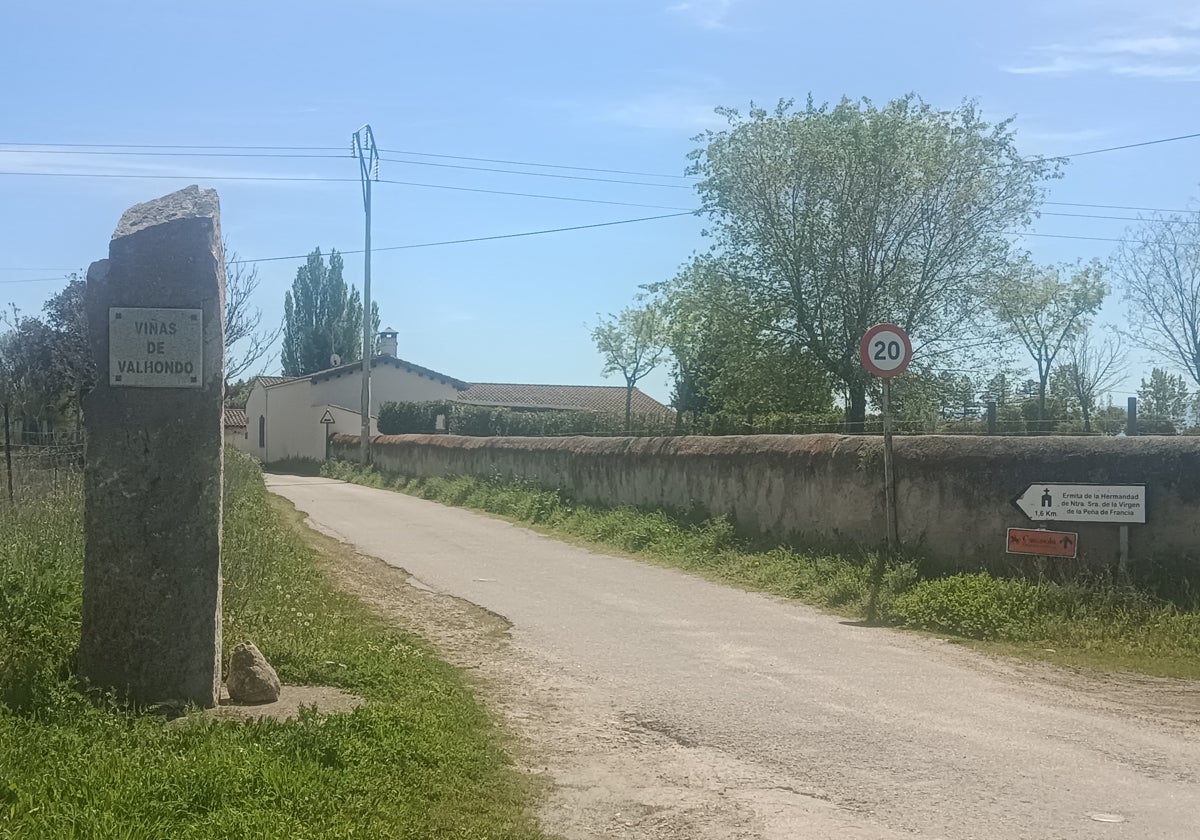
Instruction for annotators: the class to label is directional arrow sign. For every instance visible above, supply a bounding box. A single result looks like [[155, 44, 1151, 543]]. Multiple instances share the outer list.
[[319, 408, 335, 425], [1012, 483, 1145, 524], [1007, 528, 1078, 558]]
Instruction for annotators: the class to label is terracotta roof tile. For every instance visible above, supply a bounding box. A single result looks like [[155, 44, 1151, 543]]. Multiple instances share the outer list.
[[224, 408, 247, 428], [458, 383, 671, 416]]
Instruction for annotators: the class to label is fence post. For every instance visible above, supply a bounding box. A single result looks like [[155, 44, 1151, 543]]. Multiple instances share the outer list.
[[1127, 396, 1137, 436], [3, 402, 12, 504], [986, 401, 997, 435]]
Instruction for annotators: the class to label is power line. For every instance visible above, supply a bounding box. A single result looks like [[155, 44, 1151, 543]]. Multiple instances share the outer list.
[[379, 148, 695, 180], [0, 170, 354, 183], [4, 125, 1198, 181], [0, 275, 72, 285], [0, 212, 696, 282], [0, 142, 343, 151], [0, 148, 345, 160], [0, 266, 76, 272], [0, 170, 696, 211], [0, 148, 693, 189], [1041, 210, 1195, 223], [0, 141, 695, 180], [375, 178, 693, 210], [1057, 131, 1200, 159], [236, 211, 695, 264], [378, 156, 692, 189], [1013, 231, 1141, 244], [1044, 201, 1197, 214]]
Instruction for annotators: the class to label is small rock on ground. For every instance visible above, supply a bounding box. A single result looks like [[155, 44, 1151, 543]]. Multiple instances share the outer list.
[[226, 641, 281, 704]]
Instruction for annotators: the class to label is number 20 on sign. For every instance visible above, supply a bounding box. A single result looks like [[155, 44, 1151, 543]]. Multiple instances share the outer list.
[[859, 323, 913, 378]]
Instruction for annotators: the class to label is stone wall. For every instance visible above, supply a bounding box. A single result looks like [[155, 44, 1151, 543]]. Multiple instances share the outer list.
[[330, 433, 1200, 569]]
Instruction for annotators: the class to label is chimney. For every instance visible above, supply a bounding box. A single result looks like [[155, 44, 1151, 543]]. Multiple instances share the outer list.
[[378, 327, 398, 357]]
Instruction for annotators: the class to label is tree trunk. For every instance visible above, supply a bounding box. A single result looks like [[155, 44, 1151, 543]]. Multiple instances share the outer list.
[[846, 383, 867, 434], [1035, 373, 1050, 435], [624, 382, 633, 432]]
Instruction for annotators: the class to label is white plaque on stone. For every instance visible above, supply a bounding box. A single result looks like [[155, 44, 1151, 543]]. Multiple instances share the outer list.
[[108, 307, 204, 388]]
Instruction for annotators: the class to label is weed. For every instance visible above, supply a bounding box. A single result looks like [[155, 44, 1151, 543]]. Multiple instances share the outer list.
[[0, 449, 544, 839]]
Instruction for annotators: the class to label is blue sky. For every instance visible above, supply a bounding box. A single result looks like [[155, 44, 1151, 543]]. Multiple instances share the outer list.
[[2, 0, 1198, 404]]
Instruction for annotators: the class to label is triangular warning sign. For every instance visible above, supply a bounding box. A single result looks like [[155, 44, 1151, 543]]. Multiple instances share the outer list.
[[319, 408, 335, 424]]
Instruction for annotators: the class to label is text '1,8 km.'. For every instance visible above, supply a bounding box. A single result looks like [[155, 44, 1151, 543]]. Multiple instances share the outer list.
[[108, 307, 203, 388]]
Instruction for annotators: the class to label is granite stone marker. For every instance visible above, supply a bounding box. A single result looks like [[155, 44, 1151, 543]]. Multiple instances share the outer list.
[[79, 186, 225, 708]]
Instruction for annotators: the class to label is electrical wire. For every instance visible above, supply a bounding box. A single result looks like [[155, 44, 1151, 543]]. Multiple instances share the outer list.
[[0, 212, 697, 281], [1044, 201, 1197, 215], [377, 156, 692, 188], [4, 126, 1198, 180], [374, 178, 693, 210], [234, 212, 695, 264], [1057, 131, 1200, 159], [0, 170, 696, 211], [0, 148, 693, 189]]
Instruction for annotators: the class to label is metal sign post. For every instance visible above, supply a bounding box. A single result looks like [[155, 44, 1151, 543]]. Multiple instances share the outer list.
[[859, 323, 913, 622], [881, 377, 898, 550], [320, 408, 336, 460], [859, 324, 913, 552]]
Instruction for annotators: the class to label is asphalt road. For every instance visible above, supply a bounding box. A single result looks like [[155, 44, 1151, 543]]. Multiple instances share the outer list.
[[267, 475, 1200, 840]]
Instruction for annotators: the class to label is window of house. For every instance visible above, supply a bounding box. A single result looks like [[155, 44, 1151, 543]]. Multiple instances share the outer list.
[[258, 415, 265, 448]]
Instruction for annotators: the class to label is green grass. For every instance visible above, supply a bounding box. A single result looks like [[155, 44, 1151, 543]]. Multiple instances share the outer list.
[[0, 450, 546, 840], [322, 461, 1200, 681]]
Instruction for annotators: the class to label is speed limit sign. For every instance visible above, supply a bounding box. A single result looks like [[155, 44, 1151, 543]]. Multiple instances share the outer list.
[[859, 323, 912, 378]]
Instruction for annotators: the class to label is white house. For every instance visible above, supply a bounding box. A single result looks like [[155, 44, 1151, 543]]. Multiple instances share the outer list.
[[238, 328, 466, 462], [229, 327, 674, 463]]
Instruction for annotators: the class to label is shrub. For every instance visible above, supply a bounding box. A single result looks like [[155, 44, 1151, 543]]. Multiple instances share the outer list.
[[886, 573, 1047, 641]]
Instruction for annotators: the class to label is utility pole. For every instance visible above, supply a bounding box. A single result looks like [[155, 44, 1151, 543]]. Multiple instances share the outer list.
[[352, 124, 379, 466]]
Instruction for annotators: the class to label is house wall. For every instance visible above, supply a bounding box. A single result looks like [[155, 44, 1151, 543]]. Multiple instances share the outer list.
[[329, 432, 1200, 571], [223, 427, 247, 450], [245, 378, 383, 462], [310, 363, 460, 415]]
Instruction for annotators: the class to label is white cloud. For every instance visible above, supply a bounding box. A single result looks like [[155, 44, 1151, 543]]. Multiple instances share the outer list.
[[1003, 56, 1091, 75], [1088, 35, 1200, 55], [667, 0, 737, 30], [1111, 62, 1200, 78], [1003, 6, 1200, 81]]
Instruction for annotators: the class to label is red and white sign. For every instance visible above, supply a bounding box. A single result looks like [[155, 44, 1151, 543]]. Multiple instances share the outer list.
[[859, 324, 913, 378], [1006, 527, 1078, 558]]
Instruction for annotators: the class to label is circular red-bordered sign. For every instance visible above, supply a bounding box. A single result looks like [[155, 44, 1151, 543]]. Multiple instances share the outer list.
[[859, 324, 912, 378]]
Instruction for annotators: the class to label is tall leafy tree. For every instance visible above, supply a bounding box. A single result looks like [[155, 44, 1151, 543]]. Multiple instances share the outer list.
[[651, 257, 833, 421], [1113, 210, 1200, 387], [1137, 367, 1190, 427], [42, 278, 93, 426], [688, 95, 1059, 430], [988, 259, 1107, 427], [280, 248, 377, 377], [592, 304, 669, 429], [0, 314, 63, 441]]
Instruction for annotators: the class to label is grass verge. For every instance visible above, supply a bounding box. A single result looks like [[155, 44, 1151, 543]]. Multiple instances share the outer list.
[[0, 450, 545, 840], [322, 460, 1200, 681]]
